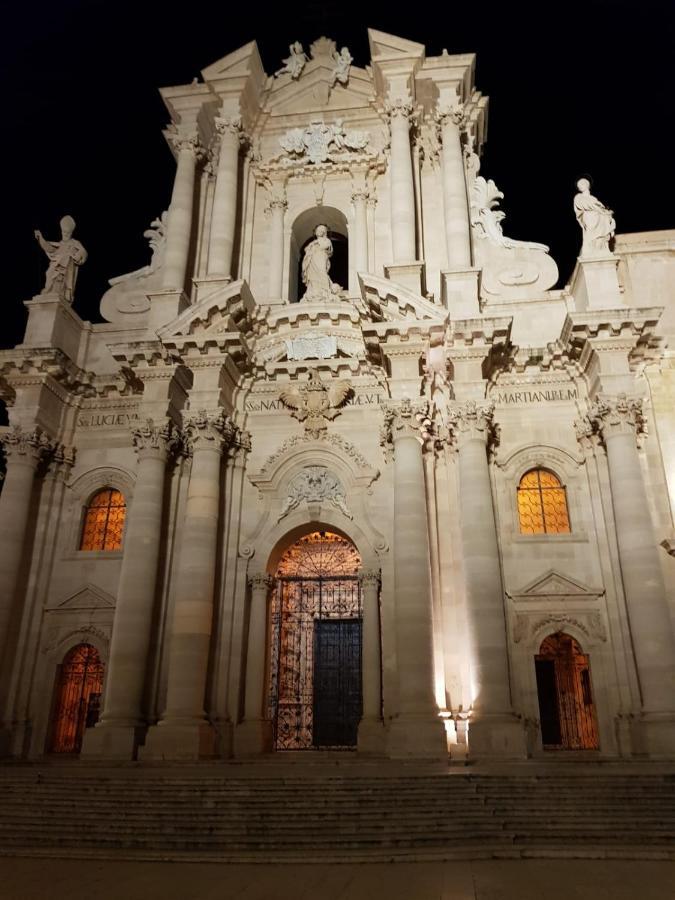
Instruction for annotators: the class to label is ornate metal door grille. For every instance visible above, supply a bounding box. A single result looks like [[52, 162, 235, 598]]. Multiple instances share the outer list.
[[49, 643, 104, 754], [535, 632, 599, 750], [268, 531, 363, 750]]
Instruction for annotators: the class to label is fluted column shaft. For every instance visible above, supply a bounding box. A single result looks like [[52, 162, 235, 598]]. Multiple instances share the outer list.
[[162, 134, 201, 291], [592, 396, 675, 713], [438, 107, 472, 268], [161, 412, 232, 722], [388, 103, 417, 262], [359, 571, 382, 720], [96, 422, 176, 727], [207, 117, 242, 278], [452, 403, 513, 716], [243, 575, 273, 721], [266, 197, 287, 299]]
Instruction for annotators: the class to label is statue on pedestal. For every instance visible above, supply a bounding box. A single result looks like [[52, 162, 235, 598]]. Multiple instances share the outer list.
[[34, 215, 87, 303], [275, 42, 307, 80], [574, 178, 616, 257], [301, 225, 342, 301]]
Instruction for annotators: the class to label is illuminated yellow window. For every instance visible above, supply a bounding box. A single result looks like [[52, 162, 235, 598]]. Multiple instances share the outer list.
[[517, 468, 570, 534], [80, 488, 126, 551]]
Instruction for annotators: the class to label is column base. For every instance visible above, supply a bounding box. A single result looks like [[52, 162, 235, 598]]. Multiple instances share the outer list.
[[233, 719, 273, 757], [387, 714, 448, 759], [637, 713, 675, 758], [467, 713, 527, 760], [384, 261, 426, 296], [147, 289, 190, 333], [80, 722, 142, 760], [570, 255, 622, 311], [440, 268, 481, 318], [139, 720, 217, 761], [357, 717, 387, 755]]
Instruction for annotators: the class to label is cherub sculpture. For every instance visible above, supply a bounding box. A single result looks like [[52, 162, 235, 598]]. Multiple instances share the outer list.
[[279, 370, 352, 438], [275, 42, 307, 80], [331, 46, 353, 86]]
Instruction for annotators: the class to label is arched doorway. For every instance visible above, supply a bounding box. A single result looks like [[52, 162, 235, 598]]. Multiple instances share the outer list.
[[268, 530, 362, 750], [48, 643, 104, 754], [535, 632, 599, 750]]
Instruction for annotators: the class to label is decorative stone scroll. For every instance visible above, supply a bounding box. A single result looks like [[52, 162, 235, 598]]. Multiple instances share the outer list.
[[278, 466, 352, 521], [279, 120, 369, 165], [279, 370, 352, 438]]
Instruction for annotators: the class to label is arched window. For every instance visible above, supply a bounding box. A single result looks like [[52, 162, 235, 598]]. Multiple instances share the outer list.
[[49, 643, 104, 754], [80, 488, 126, 551], [517, 468, 570, 534]]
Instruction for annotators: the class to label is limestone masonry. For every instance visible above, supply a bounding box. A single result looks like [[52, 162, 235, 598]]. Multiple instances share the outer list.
[[1, 30, 674, 763]]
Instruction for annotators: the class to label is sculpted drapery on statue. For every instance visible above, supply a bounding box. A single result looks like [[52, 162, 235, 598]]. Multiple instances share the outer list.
[[34, 215, 87, 303], [274, 41, 307, 79], [301, 225, 343, 301], [574, 178, 616, 257]]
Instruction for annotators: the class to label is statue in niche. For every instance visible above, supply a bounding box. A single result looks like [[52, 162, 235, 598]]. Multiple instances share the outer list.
[[34, 215, 87, 303], [275, 42, 307, 80], [574, 178, 616, 257], [301, 225, 342, 301], [331, 46, 353, 86]]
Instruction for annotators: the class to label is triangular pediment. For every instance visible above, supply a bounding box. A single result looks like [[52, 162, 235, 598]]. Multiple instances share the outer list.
[[359, 274, 447, 322], [51, 584, 116, 611], [509, 570, 604, 600], [201, 41, 264, 82], [367, 30, 425, 61], [157, 280, 256, 339], [266, 65, 375, 116]]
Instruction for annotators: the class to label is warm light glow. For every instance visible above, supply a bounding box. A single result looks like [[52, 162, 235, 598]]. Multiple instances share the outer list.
[[517, 469, 570, 534], [49, 643, 104, 754], [80, 488, 126, 551]]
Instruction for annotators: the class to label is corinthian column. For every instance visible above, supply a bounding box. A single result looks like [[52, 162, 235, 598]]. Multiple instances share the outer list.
[[357, 569, 385, 753], [82, 419, 178, 760], [234, 574, 274, 756], [387, 99, 417, 262], [437, 104, 472, 269], [207, 116, 244, 279], [142, 410, 234, 760], [589, 395, 675, 754], [450, 401, 525, 758], [266, 188, 287, 300], [351, 184, 370, 277], [382, 399, 447, 757], [162, 133, 202, 291]]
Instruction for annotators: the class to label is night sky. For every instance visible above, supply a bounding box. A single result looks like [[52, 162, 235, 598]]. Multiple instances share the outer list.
[[3, 0, 674, 356]]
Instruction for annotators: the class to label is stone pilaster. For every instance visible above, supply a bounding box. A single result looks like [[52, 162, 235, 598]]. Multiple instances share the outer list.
[[142, 410, 235, 760], [386, 99, 417, 264], [162, 132, 203, 291], [449, 401, 526, 758], [351, 171, 370, 278], [207, 116, 245, 279], [357, 569, 385, 754], [265, 186, 287, 300], [381, 399, 447, 758], [436, 103, 472, 269], [234, 573, 274, 756], [587, 394, 675, 754], [82, 419, 180, 760]]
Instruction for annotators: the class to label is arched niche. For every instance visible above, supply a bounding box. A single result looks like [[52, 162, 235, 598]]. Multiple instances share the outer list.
[[289, 206, 348, 303]]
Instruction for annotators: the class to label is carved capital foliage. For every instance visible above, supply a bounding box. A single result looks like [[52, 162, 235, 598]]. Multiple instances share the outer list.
[[49, 443, 77, 481], [248, 573, 274, 592], [168, 131, 204, 160], [385, 96, 415, 125], [436, 102, 467, 130], [587, 394, 646, 443], [358, 570, 381, 588], [380, 398, 430, 454], [132, 418, 181, 460], [448, 401, 497, 449], [183, 409, 236, 455], [1, 425, 54, 465]]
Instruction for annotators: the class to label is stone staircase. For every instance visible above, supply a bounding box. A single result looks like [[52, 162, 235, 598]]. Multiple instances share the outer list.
[[1, 765, 674, 861]]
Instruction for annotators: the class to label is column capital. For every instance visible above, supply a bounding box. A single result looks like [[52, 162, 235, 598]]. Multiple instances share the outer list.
[[448, 400, 497, 449], [248, 573, 274, 591], [132, 418, 181, 461], [48, 443, 77, 481], [380, 398, 430, 453], [1, 424, 54, 466], [587, 393, 646, 443], [385, 96, 416, 125], [214, 115, 245, 139], [435, 101, 467, 130], [167, 131, 204, 160], [183, 409, 236, 454], [358, 570, 381, 587]]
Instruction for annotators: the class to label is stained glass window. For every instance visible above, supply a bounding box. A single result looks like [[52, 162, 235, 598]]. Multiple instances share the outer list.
[[79, 488, 126, 551], [517, 468, 570, 534]]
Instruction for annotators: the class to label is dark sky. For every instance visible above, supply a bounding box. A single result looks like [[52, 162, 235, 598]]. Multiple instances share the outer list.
[[3, 0, 674, 353]]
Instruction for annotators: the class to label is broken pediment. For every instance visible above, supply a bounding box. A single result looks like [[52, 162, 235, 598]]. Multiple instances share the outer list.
[[367, 30, 425, 62], [508, 570, 604, 603], [51, 584, 116, 612], [157, 280, 257, 339], [359, 273, 447, 322]]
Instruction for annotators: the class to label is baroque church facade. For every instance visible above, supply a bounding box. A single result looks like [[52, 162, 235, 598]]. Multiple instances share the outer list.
[[1, 30, 674, 763]]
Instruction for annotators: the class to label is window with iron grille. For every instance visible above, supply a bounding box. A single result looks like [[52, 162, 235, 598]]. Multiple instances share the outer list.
[[517, 468, 570, 534], [79, 488, 126, 551]]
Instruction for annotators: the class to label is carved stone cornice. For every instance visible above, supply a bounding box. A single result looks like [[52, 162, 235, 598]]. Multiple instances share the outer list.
[[248, 573, 274, 591], [380, 398, 430, 453], [183, 409, 235, 455], [131, 418, 181, 461], [448, 400, 497, 450], [1, 425, 55, 466], [586, 394, 646, 443]]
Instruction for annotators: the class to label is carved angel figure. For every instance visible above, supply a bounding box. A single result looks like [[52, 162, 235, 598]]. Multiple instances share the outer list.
[[279, 370, 352, 438], [34, 215, 87, 303], [574, 178, 616, 257], [275, 41, 307, 79], [331, 46, 353, 86]]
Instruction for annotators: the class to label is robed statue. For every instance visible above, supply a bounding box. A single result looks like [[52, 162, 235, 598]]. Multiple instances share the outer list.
[[574, 178, 616, 257], [300, 225, 342, 301], [34, 215, 88, 303]]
